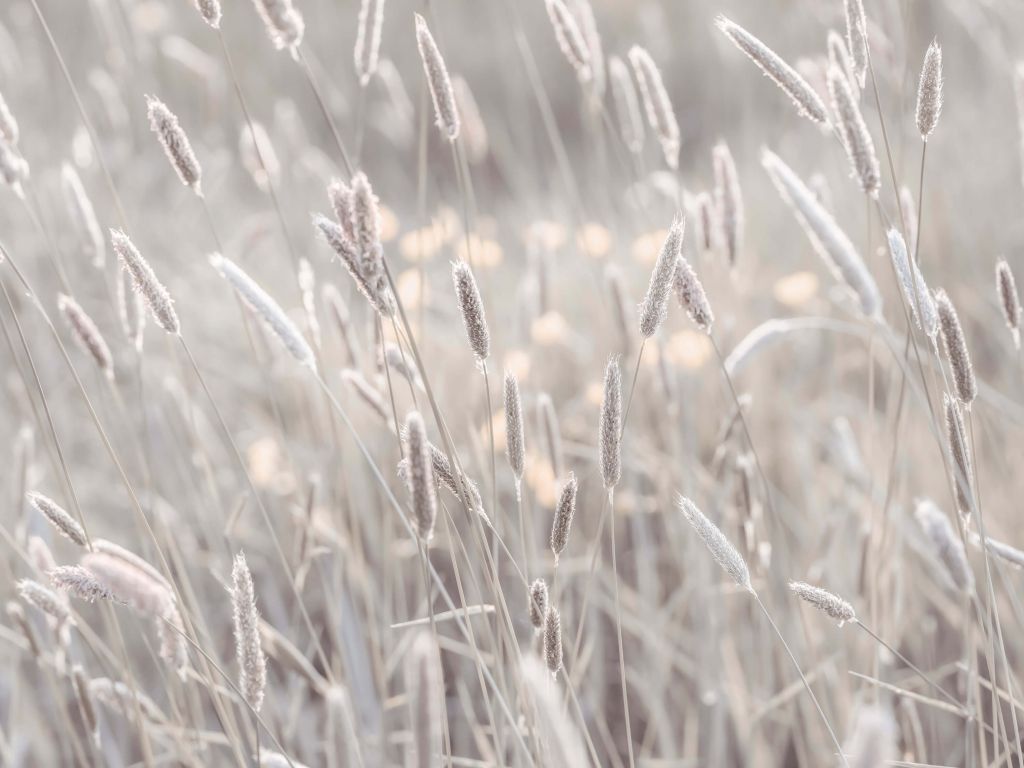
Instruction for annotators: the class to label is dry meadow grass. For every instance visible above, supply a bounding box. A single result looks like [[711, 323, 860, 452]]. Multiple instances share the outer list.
[[2, 0, 1024, 766]]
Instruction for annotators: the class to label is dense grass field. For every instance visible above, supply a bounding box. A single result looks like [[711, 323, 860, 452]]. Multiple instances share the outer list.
[[2, 0, 1024, 765]]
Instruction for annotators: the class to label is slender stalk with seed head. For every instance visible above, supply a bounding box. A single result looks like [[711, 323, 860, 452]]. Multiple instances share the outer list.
[[354, 0, 384, 86], [713, 142, 743, 269], [405, 411, 437, 542], [789, 580, 963, 706], [609, 56, 644, 155], [415, 14, 459, 141], [57, 294, 114, 380], [844, 0, 868, 86], [935, 290, 977, 407], [715, 16, 830, 126], [828, 65, 880, 197], [628, 46, 679, 169], [110, 229, 179, 335], [762, 148, 881, 318], [544, 0, 591, 82], [916, 40, 943, 142], [996, 259, 1021, 349], [251, 0, 304, 56], [887, 228, 937, 342], [28, 491, 87, 547], [550, 472, 577, 567], [210, 253, 316, 370], [145, 96, 202, 195], [679, 496, 849, 766], [543, 606, 563, 676]]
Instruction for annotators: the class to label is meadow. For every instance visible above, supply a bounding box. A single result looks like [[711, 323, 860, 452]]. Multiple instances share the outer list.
[[2, 0, 1024, 766]]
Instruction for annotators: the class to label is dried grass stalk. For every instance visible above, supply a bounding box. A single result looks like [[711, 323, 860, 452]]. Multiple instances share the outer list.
[[716, 16, 830, 125], [415, 14, 459, 141], [996, 259, 1021, 348], [210, 253, 316, 370], [58, 294, 114, 380], [599, 356, 621, 491], [916, 40, 943, 141], [762, 149, 881, 317], [146, 96, 202, 194], [628, 46, 680, 169], [110, 229, 180, 335], [28, 491, 86, 547], [231, 552, 267, 712], [915, 499, 973, 592], [789, 580, 856, 625], [639, 217, 684, 338], [678, 495, 751, 591]]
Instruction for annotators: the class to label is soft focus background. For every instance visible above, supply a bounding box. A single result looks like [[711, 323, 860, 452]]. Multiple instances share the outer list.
[[2, 0, 1024, 766]]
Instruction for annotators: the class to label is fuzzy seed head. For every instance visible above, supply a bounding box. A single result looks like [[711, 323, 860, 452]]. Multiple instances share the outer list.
[[713, 142, 743, 268], [844, 0, 868, 86], [452, 260, 490, 362], [789, 580, 856, 625], [716, 16, 831, 125], [672, 256, 714, 333], [678, 495, 751, 591], [996, 259, 1021, 348], [405, 411, 437, 542], [543, 606, 563, 676], [81, 553, 173, 617], [944, 394, 974, 520], [28, 492, 87, 547], [211, 253, 316, 370], [503, 371, 525, 482], [49, 566, 115, 603], [544, 0, 591, 82], [628, 46, 679, 169], [762, 149, 881, 317], [916, 40, 943, 140], [58, 294, 114, 379], [231, 552, 267, 712], [252, 0, 304, 53], [146, 96, 201, 193], [354, 0, 384, 86], [314, 214, 395, 317], [116, 267, 146, 352], [529, 579, 548, 630], [599, 357, 622, 490], [415, 14, 459, 141], [827, 30, 859, 102], [935, 290, 976, 406], [351, 172, 383, 267], [609, 56, 644, 154], [886, 229, 937, 340], [915, 498, 972, 592], [828, 65, 879, 196], [17, 579, 72, 626], [550, 472, 578, 561], [639, 217, 684, 338], [194, 0, 222, 27], [110, 229, 180, 334]]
